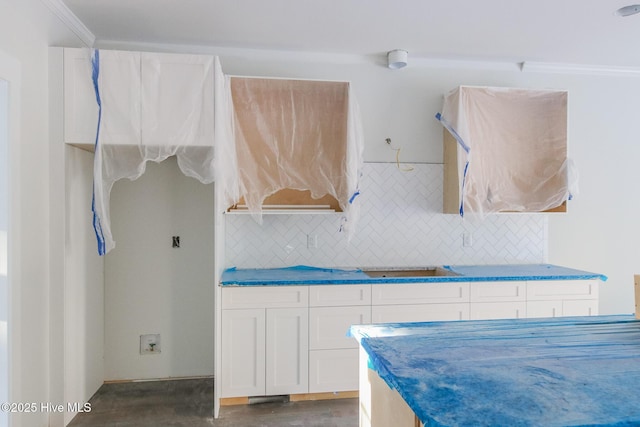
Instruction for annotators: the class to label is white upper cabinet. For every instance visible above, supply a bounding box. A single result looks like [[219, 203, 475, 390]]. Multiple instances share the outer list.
[[63, 48, 214, 149], [141, 53, 214, 146], [439, 86, 571, 215]]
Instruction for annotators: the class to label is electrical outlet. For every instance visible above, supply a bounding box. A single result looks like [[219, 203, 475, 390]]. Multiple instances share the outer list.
[[462, 232, 473, 247], [307, 234, 318, 249], [140, 334, 161, 355]]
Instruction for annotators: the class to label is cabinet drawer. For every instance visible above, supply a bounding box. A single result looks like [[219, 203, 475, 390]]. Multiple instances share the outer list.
[[309, 349, 359, 393], [470, 281, 526, 303], [527, 300, 562, 318], [309, 284, 371, 307], [562, 299, 598, 316], [309, 306, 371, 350], [372, 303, 469, 323], [372, 283, 469, 305], [222, 286, 308, 309], [527, 280, 598, 301], [470, 302, 526, 320]]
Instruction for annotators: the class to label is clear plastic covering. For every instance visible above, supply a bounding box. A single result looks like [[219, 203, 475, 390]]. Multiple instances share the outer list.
[[92, 50, 221, 254], [227, 77, 364, 235], [438, 85, 575, 216], [90, 50, 364, 255]]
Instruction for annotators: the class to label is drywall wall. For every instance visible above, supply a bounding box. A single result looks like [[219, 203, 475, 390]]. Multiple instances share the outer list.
[[0, 1, 85, 426], [105, 157, 214, 380]]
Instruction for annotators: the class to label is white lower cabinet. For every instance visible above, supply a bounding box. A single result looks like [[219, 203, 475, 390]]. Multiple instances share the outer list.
[[220, 279, 600, 398], [372, 303, 469, 323], [266, 308, 308, 395], [526, 280, 599, 318], [221, 286, 308, 398], [372, 282, 470, 324], [220, 308, 265, 397], [308, 285, 371, 393], [470, 281, 526, 320], [309, 349, 359, 392], [470, 302, 527, 320]]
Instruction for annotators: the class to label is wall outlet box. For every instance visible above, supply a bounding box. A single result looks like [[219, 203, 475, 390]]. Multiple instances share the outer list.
[[140, 334, 161, 354]]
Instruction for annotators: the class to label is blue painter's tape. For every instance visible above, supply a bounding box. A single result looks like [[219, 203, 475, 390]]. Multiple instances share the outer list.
[[90, 49, 105, 256], [348, 190, 360, 204]]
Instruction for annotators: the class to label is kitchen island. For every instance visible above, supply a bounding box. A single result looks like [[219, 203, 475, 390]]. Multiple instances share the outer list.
[[349, 315, 640, 427], [218, 264, 606, 403]]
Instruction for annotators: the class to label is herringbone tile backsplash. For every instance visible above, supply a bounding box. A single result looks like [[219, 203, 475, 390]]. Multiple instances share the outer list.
[[225, 163, 547, 268]]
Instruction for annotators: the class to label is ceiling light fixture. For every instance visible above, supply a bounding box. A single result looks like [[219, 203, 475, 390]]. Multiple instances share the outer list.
[[616, 4, 640, 16], [387, 49, 408, 69]]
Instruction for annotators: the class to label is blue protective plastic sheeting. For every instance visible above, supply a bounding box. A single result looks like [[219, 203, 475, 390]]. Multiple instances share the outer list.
[[352, 315, 640, 427], [220, 264, 607, 286]]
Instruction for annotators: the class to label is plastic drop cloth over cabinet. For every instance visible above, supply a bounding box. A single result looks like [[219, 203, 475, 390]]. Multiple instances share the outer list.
[[91, 50, 226, 254], [438, 86, 575, 216], [228, 77, 364, 235]]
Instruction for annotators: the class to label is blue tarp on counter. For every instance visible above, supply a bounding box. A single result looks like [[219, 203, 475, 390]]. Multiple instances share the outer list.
[[351, 315, 640, 427], [220, 264, 607, 286]]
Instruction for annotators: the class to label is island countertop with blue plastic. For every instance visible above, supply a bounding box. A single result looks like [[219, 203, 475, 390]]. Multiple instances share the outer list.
[[349, 315, 640, 426], [219, 264, 607, 286]]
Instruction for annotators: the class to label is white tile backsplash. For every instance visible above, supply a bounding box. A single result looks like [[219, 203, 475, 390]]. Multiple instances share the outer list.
[[225, 163, 547, 268]]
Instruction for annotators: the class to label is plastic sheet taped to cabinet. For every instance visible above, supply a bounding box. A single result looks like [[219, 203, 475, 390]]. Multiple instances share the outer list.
[[229, 77, 364, 237], [91, 49, 226, 254], [438, 86, 576, 216]]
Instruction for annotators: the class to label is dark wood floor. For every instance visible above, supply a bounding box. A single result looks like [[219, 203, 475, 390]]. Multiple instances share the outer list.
[[68, 378, 358, 427]]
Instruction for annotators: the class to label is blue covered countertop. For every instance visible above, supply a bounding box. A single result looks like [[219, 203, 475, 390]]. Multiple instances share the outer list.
[[220, 264, 607, 286], [349, 315, 640, 426]]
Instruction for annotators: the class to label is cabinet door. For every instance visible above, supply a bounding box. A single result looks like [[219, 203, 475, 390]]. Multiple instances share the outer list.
[[372, 303, 469, 323], [141, 53, 214, 146], [470, 302, 526, 320], [220, 309, 265, 397], [64, 48, 141, 147], [309, 306, 371, 350], [266, 307, 308, 395]]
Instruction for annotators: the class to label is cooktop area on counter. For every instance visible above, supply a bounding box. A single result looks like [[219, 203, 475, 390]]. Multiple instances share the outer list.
[[220, 264, 607, 286]]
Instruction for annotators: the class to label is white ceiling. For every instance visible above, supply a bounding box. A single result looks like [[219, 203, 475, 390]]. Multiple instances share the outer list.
[[61, 0, 640, 68]]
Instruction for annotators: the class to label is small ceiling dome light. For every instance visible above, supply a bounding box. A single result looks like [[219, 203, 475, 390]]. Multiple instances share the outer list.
[[387, 49, 408, 69], [616, 4, 640, 16]]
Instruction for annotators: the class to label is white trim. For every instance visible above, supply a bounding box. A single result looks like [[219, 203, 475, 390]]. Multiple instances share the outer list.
[[521, 61, 640, 77], [0, 48, 21, 427], [40, 0, 96, 47]]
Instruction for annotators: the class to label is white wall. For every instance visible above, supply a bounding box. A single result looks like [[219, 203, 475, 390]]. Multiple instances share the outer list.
[[105, 157, 214, 380], [0, 1, 85, 426]]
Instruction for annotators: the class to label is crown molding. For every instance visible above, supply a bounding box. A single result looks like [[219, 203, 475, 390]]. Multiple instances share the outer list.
[[41, 0, 95, 47], [521, 61, 640, 77]]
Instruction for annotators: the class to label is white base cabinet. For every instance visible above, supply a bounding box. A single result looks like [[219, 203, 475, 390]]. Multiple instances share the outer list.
[[220, 286, 308, 398], [308, 285, 371, 393], [220, 279, 600, 399]]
